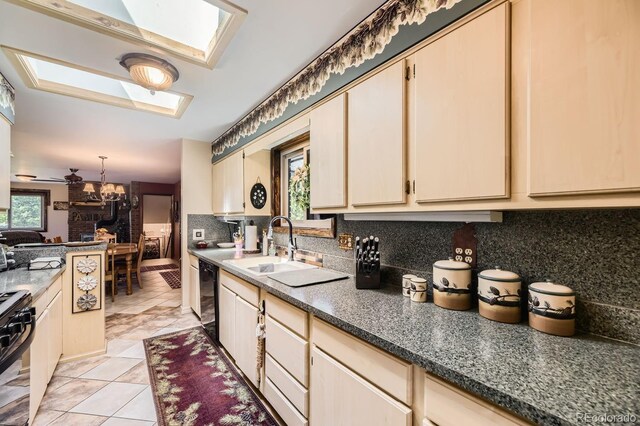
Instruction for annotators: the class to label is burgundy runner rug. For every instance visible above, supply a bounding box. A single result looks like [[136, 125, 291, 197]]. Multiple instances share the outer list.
[[159, 269, 181, 289], [140, 264, 179, 273], [144, 327, 278, 426]]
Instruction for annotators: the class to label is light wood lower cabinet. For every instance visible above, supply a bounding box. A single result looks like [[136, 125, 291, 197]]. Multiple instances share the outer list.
[[310, 346, 412, 426], [189, 264, 200, 318], [47, 291, 63, 379], [217, 277, 259, 387], [234, 296, 259, 387], [218, 283, 236, 357], [29, 308, 49, 424]]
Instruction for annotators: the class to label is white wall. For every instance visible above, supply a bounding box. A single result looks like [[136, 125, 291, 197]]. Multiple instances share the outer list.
[[10, 182, 69, 241], [180, 139, 213, 313]]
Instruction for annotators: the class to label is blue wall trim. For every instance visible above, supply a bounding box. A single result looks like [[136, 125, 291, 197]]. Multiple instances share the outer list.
[[212, 0, 489, 162]]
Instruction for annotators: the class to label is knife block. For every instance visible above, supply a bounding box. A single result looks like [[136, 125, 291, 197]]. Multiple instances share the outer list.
[[355, 268, 381, 289]]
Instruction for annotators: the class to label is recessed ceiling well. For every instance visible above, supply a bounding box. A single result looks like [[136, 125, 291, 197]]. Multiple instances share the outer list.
[[2, 47, 192, 118], [12, 0, 247, 68]]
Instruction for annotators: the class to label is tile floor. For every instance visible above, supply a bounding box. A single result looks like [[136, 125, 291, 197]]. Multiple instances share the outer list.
[[0, 259, 200, 426]]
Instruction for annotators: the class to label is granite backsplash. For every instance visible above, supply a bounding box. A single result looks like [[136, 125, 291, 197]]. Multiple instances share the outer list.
[[271, 209, 640, 345], [186, 214, 269, 250]]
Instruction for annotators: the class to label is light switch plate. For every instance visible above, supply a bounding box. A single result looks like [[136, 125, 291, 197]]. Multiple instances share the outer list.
[[193, 229, 205, 240]]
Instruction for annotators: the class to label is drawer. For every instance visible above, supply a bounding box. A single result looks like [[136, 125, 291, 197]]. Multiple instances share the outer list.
[[189, 254, 199, 268], [33, 290, 48, 320], [266, 315, 308, 386], [46, 276, 62, 306], [219, 270, 259, 307], [266, 293, 308, 338], [264, 378, 308, 426], [424, 374, 528, 426], [312, 318, 412, 405], [265, 354, 308, 417]]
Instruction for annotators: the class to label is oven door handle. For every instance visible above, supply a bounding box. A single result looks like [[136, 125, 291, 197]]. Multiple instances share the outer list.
[[0, 312, 37, 374]]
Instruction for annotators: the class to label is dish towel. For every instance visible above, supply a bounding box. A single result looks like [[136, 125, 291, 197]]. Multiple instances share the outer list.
[[255, 302, 266, 387]]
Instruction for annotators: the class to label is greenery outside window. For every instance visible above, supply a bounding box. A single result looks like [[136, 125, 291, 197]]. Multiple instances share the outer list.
[[281, 143, 310, 221], [0, 189, 50, 231]]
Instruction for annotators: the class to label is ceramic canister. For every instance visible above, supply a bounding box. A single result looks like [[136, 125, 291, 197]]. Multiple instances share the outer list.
[[402, 274, 417, 297], [528, 280, 576, 337], [410, 277, 427, 303], [478, 267, 522, 324], [432, 258, 472, 310]]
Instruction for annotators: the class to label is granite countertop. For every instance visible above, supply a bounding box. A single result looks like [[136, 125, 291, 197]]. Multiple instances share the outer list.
[[0, 266, 66, 301], [189, 248, 640, 426]]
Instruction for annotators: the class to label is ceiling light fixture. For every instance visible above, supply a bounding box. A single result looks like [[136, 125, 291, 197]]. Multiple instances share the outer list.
[[119, 53, 179, 94], [83, 156, 125, 206]]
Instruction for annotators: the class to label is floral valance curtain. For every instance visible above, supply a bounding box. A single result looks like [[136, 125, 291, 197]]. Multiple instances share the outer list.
[[211, 0, 463, 156]]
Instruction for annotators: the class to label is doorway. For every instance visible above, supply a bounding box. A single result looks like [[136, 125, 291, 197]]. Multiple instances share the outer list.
[[142, 194, 173, 259]]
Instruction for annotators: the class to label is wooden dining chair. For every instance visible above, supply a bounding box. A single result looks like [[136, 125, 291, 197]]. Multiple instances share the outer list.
[[52, 236, 63, 243], [135, 233, 145, 289], [105, 243, 123, 302]]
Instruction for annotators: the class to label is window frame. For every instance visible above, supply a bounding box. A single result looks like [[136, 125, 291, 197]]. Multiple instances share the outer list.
[[0, 189, 50, 232], [280, 142, 309, 221]]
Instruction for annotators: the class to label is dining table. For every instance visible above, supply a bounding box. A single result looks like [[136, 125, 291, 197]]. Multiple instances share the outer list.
[[106, 243, 138, 295]]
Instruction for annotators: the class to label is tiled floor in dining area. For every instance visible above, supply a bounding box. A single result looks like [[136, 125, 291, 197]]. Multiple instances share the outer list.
[[6, 259, 200, 426]]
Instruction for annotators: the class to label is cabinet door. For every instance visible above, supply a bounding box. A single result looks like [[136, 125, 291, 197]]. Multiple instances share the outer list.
[[527, 0, 640, 196], [234, 296, 259, 386], [0, 118, 10, 209], [224, 151, 245, 214], [414, 3, 509, 202], [29, 309, 49, 424], [189, 265, 201, 318], [310, 93, 348, 209], [218, 283, 236, 357], [47, 291, 62, 381], [310, 347, 412, 426], [348, 61, 406, 206], [212, 161, 225, 214]]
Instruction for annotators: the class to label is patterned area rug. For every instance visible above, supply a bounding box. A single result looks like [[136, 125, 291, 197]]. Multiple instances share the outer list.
[[144, 327, 278, 426], [141, 263, 180, 273], [159, 270, 181, 289]]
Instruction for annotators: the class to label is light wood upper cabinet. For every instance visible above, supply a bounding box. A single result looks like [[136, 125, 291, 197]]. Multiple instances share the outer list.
[[211, 161, 224, 214], [224, 150, 244, 214], [348, 61, 406, 206], [212, 150, 245, 215], [414, 3, 509, 203], [0, 118, 10, 210], [527, 0, 640, 197], [310, 93, 348, 209], [243, 150, 271, 216]]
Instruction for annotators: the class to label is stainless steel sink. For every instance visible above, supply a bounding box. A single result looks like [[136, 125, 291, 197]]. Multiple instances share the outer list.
[[223, 256, 317, 276]]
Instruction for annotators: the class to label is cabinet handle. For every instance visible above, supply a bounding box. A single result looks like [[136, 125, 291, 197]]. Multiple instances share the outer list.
[[413, 180, 416, 194], [405, 180, 410, 194]]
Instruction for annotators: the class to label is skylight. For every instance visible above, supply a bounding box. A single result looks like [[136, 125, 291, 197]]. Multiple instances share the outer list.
[[16, 0, 246, 68], [3, 47, 192, 118]]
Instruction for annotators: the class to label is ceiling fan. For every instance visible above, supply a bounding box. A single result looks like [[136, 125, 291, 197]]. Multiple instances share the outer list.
[[16, 168, 84, 185]]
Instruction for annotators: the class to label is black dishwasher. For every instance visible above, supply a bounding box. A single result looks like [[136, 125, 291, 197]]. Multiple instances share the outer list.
[[199, 260, 219, 342]]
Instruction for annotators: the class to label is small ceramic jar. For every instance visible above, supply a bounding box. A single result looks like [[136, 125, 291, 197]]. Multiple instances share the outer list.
[[528, 280, 575, 337], [402, 274, 417, 297], [478, 267, 521, 324], [410, 277, 427, 303], [433, 258, 472, 310]]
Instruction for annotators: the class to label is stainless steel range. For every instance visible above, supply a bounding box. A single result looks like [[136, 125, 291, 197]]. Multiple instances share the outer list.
[[0, 291, 36, 375]]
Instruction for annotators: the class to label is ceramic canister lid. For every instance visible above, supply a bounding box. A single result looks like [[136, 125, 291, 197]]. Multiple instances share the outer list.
[[410, 277, 427, 283], [433, 257, 471, 271], [403, 274, 417, 279], [529, 279, 575, 296], [478, 267, 520, 282]]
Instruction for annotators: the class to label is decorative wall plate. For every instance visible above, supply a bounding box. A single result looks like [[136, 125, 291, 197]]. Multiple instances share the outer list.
[[77, 258, 98, 274], [250, 181, 267, 209], [76, 294, 97, 311], [77, 275, 98, 291]]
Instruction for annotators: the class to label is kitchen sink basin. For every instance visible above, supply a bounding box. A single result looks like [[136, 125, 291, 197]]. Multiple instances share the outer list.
[[223, 256, 317, 276]]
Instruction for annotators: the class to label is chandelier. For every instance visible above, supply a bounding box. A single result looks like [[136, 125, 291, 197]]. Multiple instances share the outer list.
[[82, 156, 125, 206]]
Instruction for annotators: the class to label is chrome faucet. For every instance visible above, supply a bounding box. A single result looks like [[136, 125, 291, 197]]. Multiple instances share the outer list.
[[267, 216, 297, 261]]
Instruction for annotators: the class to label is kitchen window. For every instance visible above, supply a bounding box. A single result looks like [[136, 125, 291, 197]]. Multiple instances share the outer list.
[[0, 189, 50, 232], [280, 143, 310, 221]]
